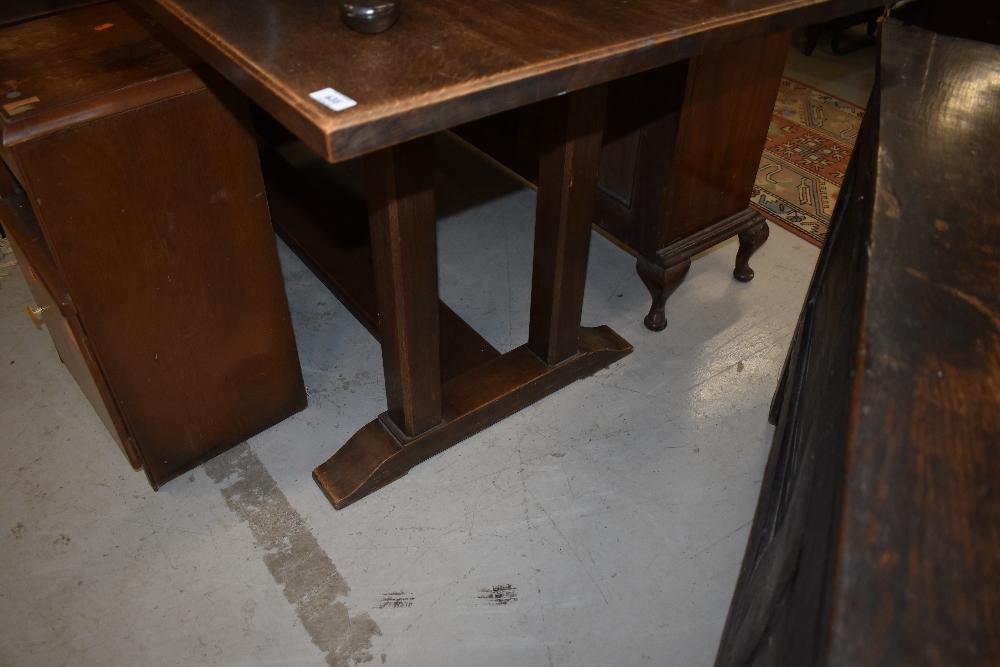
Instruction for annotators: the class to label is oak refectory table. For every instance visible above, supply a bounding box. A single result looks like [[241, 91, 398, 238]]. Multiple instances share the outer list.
[[133, 0, 887, 509]]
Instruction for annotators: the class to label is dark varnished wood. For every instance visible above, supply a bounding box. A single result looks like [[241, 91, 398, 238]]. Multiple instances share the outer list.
[[258, 143, 500, 384], [306, 83, 629, 508], [0, 160, 21, 202], [529, 85, 607, 365], [640, 208, 767, 331], [653, 32, 789, 252], [734, 220, 770, 282], [0, 0, 103, 27], [134, 0, 882, 163], [364, 136, 443, 436], [1, 3, 306, 488], [716, 21, 1000, 666], [454, 30, 791, 332], [594, 62, 689, 253], [314, 326, 631, 509], [624, 31, 789, 330], [2, 194, 141, 468], [636, 256, 691, 333], [0, 2, 202, 148]]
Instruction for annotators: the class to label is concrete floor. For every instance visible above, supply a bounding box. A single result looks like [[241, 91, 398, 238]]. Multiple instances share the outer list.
[[0, 37, 873, 667]]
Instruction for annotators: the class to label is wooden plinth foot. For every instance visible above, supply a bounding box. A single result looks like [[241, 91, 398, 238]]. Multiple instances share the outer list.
[[636, 256, 691, 332], [313, 325, 632, 509], [733, 217, 769, 282]]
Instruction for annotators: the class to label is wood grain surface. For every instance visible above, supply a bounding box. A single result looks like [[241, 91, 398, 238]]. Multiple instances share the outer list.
[[0, 2, 202, 147], [365, 136, 443, 436], [0, 0, 104, 28], [314, 325, 632, 510], [528, 85, 606, 365], [133, 0, 882, 162], [654, 30, 790, 251], [716, 21, 1000, 666], [827, 22, 1000, 666], [2, 3, 307, 487]]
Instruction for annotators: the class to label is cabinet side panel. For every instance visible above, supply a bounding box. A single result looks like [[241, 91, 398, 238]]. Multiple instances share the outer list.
[[18, 85, 306, 487], [659, 30, 791, 248]]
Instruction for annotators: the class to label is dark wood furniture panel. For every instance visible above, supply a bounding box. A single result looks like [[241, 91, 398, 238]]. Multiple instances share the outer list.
[[137, 0, 882, 507], [715, 21, 1000, 666], [634, 30, 790, 330], [455, 30, 791, 331], [2, 196, 139, 467], [593, 63, 689, 254], [915, 0, 1000, 45], [1, 3, 306, 488], [0, 0, 104, 27]]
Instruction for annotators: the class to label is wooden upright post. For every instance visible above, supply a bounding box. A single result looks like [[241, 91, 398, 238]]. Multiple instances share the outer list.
[[528, 84, 608, 365], [364, 136, 442, 436]]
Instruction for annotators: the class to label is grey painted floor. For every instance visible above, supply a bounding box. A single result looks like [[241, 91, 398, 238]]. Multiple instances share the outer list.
[[0, 38, 873, 667]]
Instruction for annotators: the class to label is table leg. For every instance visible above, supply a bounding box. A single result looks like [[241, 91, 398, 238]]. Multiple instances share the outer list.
[[529, 84, 608, 364], [364, 136, 443, 436], [313, 85, 631, 510]]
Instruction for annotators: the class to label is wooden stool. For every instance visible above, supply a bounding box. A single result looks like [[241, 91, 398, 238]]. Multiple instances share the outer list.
[[0, 2, 306, 489]]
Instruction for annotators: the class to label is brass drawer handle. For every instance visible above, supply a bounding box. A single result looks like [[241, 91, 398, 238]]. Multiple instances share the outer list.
[[26, 304, 44, 324]]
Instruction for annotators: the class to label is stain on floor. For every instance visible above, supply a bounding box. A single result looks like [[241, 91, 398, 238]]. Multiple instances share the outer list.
[[378, 591, 415, 609], [204, 443, 381, 666], [477, 584, 517, 606]]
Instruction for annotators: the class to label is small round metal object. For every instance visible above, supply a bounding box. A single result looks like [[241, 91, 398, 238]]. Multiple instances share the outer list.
[[340, 0, 401, 34]]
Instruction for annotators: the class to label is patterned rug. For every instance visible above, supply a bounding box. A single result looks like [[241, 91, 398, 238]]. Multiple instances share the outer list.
[[751, 78, 865, 246]]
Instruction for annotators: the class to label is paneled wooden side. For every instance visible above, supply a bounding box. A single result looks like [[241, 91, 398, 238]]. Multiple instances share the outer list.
[[655, 30, 791, 251], [826, 22, 1000, 666], [716, 22, 1000, 666], [14, 84, 306, 488], [594, 61, 688, 254]]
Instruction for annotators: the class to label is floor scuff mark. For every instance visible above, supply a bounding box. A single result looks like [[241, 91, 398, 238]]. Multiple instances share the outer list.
[[379, 592, 415, 609], [477, 584, 517, 606], [204, 443, 381, 666]]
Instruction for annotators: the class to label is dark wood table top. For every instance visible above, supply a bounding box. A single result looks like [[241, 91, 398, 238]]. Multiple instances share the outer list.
[[134, 0, 880, 162]]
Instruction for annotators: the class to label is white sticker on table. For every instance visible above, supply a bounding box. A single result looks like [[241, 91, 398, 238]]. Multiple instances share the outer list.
[[309, 88, 357, 111]]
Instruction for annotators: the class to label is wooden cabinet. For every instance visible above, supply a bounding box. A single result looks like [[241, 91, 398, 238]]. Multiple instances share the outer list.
[[453, 30, 792, 331], [715, 22, 1000, 666], [0, 3, 307, 489]]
